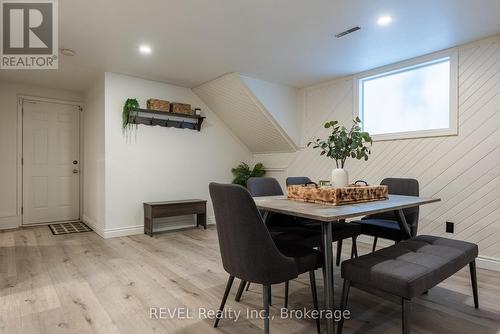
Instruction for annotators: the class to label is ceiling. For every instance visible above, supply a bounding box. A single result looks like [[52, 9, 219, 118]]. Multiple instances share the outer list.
[[1, 0, 500, 93]]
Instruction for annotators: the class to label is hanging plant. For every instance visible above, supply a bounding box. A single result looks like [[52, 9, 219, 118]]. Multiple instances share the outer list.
[[122, 98, 139, 129]]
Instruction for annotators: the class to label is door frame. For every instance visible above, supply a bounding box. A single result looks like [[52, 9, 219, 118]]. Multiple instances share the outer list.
[[17, 95, 83, 226]]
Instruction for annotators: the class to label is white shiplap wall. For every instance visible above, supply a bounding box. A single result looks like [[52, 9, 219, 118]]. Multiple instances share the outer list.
[[255, 35, 500, 262]]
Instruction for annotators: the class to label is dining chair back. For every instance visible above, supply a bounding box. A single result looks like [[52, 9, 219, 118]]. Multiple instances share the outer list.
[[247, 177, 284, 197], [286, 176, 312, 186], [369, 178, 420, 236], [209, 182, 297, 284]]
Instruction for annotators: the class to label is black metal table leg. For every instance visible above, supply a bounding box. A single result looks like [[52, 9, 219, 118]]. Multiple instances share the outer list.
[[323, 221, 335, 334]]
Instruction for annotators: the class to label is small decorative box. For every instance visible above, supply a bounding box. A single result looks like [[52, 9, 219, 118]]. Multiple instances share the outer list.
[[147, 99, 170, 112]]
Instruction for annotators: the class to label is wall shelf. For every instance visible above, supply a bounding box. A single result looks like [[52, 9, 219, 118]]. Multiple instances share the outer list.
[[129, 108, 205, 131]]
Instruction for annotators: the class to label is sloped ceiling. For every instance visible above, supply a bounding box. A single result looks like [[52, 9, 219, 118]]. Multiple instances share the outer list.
[[193, 73, 298, 153]]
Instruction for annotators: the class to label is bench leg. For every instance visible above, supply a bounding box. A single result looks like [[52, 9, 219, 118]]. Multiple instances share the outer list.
[[197, 213, 207, 229], [337, 279, 350, 334], [469, 260, 479, 309], [402, 298, 411, 334]]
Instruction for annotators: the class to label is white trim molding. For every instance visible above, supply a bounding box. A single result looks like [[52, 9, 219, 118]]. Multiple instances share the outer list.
[[476, 256, 500, 273], [84, 215, 216, 239]]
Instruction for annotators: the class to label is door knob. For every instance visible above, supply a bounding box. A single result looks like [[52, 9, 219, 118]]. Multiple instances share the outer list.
[[73, 160, 78, 165], [73, 169, 79, 174]]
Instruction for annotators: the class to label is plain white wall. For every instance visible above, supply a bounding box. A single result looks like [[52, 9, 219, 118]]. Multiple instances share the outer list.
[[103, 72, 252, 236], [82, 75, 106, 235], [0, 81, 82, 229]]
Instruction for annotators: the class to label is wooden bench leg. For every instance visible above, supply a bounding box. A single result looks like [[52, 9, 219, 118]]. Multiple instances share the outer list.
[[402, 298, 411, 334], [469, 260, 479, 308], [197, 213, 207, 229], [337, 279, 350, 334]]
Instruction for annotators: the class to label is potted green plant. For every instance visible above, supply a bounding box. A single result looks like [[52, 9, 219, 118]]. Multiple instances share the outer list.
[[122, 98, 139, 129], [231, 162, 266, 186], [308, 117, 372, 187]]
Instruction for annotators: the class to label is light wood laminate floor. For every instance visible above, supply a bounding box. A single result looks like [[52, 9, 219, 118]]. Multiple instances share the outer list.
[[1, 226, 500, 334]]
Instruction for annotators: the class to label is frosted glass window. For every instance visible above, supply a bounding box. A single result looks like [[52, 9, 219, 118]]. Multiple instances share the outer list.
[[358, 56, 456, 140]]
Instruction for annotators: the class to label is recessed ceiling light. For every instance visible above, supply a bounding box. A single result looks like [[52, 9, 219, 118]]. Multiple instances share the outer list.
[[139, 45, 152, 55], [377, 16, 392, 26], [60, 48, 76, 56]]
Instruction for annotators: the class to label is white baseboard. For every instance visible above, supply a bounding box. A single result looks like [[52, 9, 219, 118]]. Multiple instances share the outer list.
[[84, 215, 216, 239], [476, 256, 500, 272], [82, 215, 106, 238], [0, 215, 20, 230]]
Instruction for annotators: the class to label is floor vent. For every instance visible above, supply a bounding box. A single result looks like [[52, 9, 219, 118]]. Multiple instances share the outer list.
[[49, 222, 92, 235]]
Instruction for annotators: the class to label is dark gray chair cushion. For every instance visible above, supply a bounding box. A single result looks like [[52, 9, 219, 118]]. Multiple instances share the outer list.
[[341, 235, 478, 299]]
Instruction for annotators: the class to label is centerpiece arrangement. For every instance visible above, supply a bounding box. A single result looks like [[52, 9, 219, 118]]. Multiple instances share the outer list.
[[308, 117, 372, 187], [287, 118, 387, 205]]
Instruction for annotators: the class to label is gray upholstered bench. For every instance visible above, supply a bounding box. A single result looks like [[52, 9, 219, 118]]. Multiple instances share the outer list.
[[337, 235, 479, 334]]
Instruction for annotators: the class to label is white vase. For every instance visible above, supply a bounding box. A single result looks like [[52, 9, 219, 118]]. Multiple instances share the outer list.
[[331, 168, 349, 188]]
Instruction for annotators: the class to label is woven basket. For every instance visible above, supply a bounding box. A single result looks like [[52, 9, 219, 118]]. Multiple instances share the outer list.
[[147, 99, 170, 112], [171, 102, 192, 115], [287, 184, 388, 206]]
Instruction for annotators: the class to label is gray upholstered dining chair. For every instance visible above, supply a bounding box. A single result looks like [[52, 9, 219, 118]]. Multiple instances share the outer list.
[[241, 177, 322, 308], [354, 178, 419, 252], [286, 176, 361, 266], [209, 183, 322, 334]]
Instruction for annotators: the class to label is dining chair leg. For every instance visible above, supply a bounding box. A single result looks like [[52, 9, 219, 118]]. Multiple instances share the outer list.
[[263, 284, 271, 334], [235, 279, 246, 302], [336, 240, 343, 266], [372, 236, 378, 253], [246, 281, 251, 291], [214, 275, 234, 328], [337, 279, 350, 334], [309, 270, 321, 334], [284, 281, 289, 309], [269, 285, 272, 306], [351, 236, 358, 258], [402, 298, 411, 334], [469, 260, 479, 308]]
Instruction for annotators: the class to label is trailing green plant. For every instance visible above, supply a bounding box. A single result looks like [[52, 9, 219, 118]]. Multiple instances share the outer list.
[[122, 98, 139, 129], [231, 162, 266, 186], [307, 117, 373, 168]]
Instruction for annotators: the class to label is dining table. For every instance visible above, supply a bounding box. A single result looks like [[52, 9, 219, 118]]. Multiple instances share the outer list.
[[253, 194, 440, 334]]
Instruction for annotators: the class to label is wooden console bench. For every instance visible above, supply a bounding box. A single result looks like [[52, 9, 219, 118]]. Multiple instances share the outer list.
[[143, 199, 207, 236]]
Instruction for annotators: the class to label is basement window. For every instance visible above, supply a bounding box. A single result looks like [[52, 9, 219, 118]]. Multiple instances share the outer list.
[[356, 50, 458, 141]]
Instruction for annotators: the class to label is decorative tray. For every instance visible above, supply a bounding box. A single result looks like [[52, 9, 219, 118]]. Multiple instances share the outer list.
[[287, 183, 388, 206]]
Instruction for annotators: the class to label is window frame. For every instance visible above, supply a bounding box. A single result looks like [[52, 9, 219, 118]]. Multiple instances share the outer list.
[[354, 48, 458, 141]]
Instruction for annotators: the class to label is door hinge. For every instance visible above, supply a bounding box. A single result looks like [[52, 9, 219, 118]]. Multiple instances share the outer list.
[[21, 207, 23, 214], [78, 106, 83, 112], [21, 157, 24, 165]]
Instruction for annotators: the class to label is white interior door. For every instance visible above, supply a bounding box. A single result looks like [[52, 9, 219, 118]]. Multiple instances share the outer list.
[[22, 100, 80, 225]]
